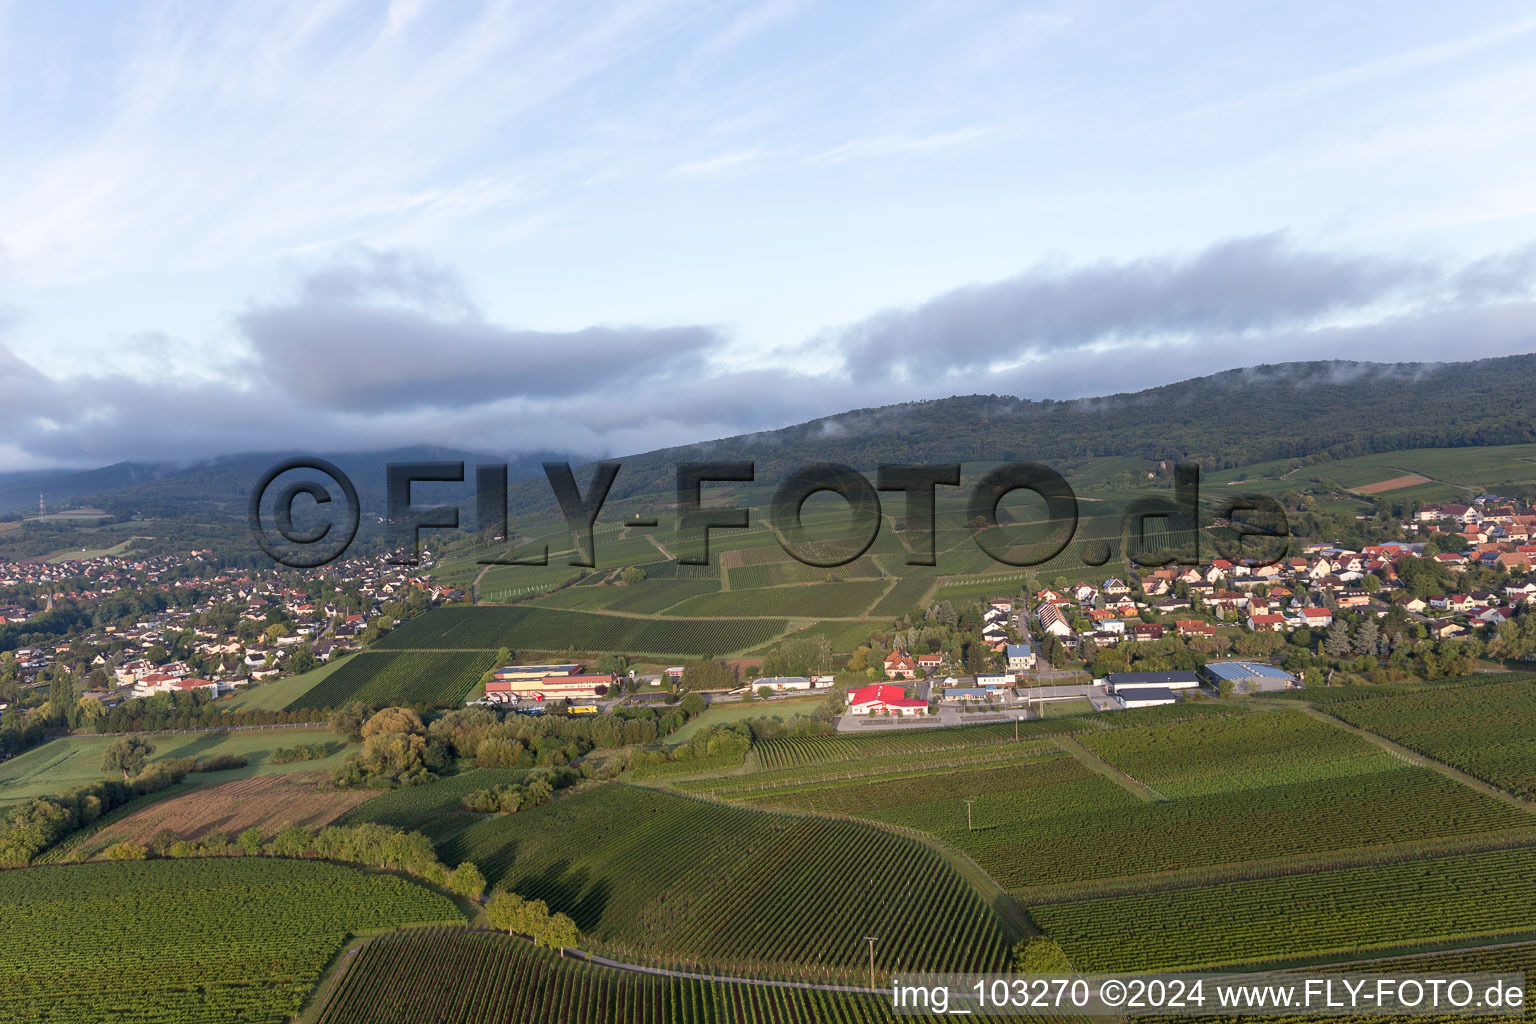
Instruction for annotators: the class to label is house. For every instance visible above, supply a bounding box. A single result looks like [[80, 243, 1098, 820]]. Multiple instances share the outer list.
[[1247, 612, 1286, 632], [1005, 644, 1036, 672], [916, 653, 944, 672], [170, 678, 219, 697], [1102, 578, 1130, 596], [883, 647, 918, 680], [1131, 623, 1165, 642], [1037, 603, 1073, 637], [1504, 581, 1536, 604], [1297, 607, 1334, 629], [847, 683, 927, 716], [1176, 620, 1216, 638], [1394, 595, 1428, 613]]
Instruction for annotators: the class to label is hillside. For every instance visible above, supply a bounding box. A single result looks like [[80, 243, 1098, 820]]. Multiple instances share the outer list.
[[9, 353, 1536, 521]]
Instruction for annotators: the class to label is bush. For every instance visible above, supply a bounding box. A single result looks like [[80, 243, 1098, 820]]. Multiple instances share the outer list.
[[103, 841, 146, 861]]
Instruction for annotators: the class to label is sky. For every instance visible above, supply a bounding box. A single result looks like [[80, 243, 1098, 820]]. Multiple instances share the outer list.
[[3, 0, 1536, 470]]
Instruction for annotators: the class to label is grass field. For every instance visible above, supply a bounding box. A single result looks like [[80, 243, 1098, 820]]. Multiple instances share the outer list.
[[0, 858, 462, 1023], [662, 696, 825, 746], [0, 727, 349, 804], [335, 768, 531, 840], [223, 655, 355, 710]]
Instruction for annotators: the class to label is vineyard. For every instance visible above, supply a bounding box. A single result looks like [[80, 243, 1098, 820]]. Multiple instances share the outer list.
[[1033, 845, 1536, 971], [867, 577, 936, 618], [434, 784, 1011, 982], [1137, 943, 1536, 1024], [749, 703, 1246, 771], [371, 606, 790, 657], [664, 580, 890, 619], [287, 651, 499, 710], [1076, 711, 1404, 799], [315, 927, 967, 1024], [715, 710, 1534, 891], [1321, 677, 1536, 799], [0, 858, 462, 1024]]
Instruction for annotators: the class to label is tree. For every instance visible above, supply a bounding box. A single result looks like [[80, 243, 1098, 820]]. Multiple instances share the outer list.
[[1216, 678, 1234, 699], [540, 912, 582, 956], [104, 841, 147, 861], [102, 737, 155, 779], [76, 695, 106, 725], [149, 829, 180, 857], [330, 702, 369, 742], [1323, 620, 1353, 659], [1013, 936, 1072, 973], [237, 827, 264, 855], [1361, 574, 1382, 593], [618, 566, 646, 585], [678, 692, 706, 716], [447, 862, 487, 901], [1353, 618, 1380, 657], [361, 707, 426, 739], [757, 685, 773, 699], [485, 889, 526, 934]]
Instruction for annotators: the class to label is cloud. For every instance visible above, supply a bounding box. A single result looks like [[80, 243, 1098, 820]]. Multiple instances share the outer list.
[[825, 234, 1536, 386], [2, 238, 1536, 471]]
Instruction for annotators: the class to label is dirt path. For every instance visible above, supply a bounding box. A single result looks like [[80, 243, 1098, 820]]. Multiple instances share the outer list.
[[1296, 705, 1536, 814], [1052, 735, 1167, 802]]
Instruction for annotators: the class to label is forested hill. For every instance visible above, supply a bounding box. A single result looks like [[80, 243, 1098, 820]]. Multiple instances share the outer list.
[[508, 353, 1536, 510], [10, 353, 1536, 521]]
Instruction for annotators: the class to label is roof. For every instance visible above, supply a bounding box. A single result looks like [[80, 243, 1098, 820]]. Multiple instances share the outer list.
[[1116, 686, 1179, 703], [849, 683, 926, 707], [1005, 644, 1033, 657], [1104, 670, 1200, 686], [1206, 662, 1297, 682]]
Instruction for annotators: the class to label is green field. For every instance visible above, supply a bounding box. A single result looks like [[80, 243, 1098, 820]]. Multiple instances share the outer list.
[[373, 605, 791, 657], [316, 926, 954, 1024], [0, 728, 348, 804], [434, 783, 1011, 983], [0, 858, 462, 1023], [663, 696, 826, 746], [223, 655, 355, 711], [335, 768, 530, 840], [286, 650, 499, 711]]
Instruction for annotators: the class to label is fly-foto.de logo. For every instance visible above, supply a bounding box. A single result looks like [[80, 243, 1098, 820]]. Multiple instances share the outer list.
[[248, 458, 1289, 570]]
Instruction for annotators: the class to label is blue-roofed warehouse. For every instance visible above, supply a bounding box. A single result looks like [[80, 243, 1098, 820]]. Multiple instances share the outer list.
[[1204, 661, 1297, 694]]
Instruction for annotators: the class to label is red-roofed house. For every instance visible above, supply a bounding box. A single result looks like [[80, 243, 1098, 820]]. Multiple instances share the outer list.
[[847, 683, 927, 716], [1298, 607, 1334, 628], [883, 647, 918, 680]]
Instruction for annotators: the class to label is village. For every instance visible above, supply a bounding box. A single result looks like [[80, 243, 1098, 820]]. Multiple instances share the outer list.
[[0, 549, 460, 721]]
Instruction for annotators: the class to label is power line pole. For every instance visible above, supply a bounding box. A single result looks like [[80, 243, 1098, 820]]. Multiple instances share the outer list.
[[863, 935, 878, 991], [964, 797, 975, 831]]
